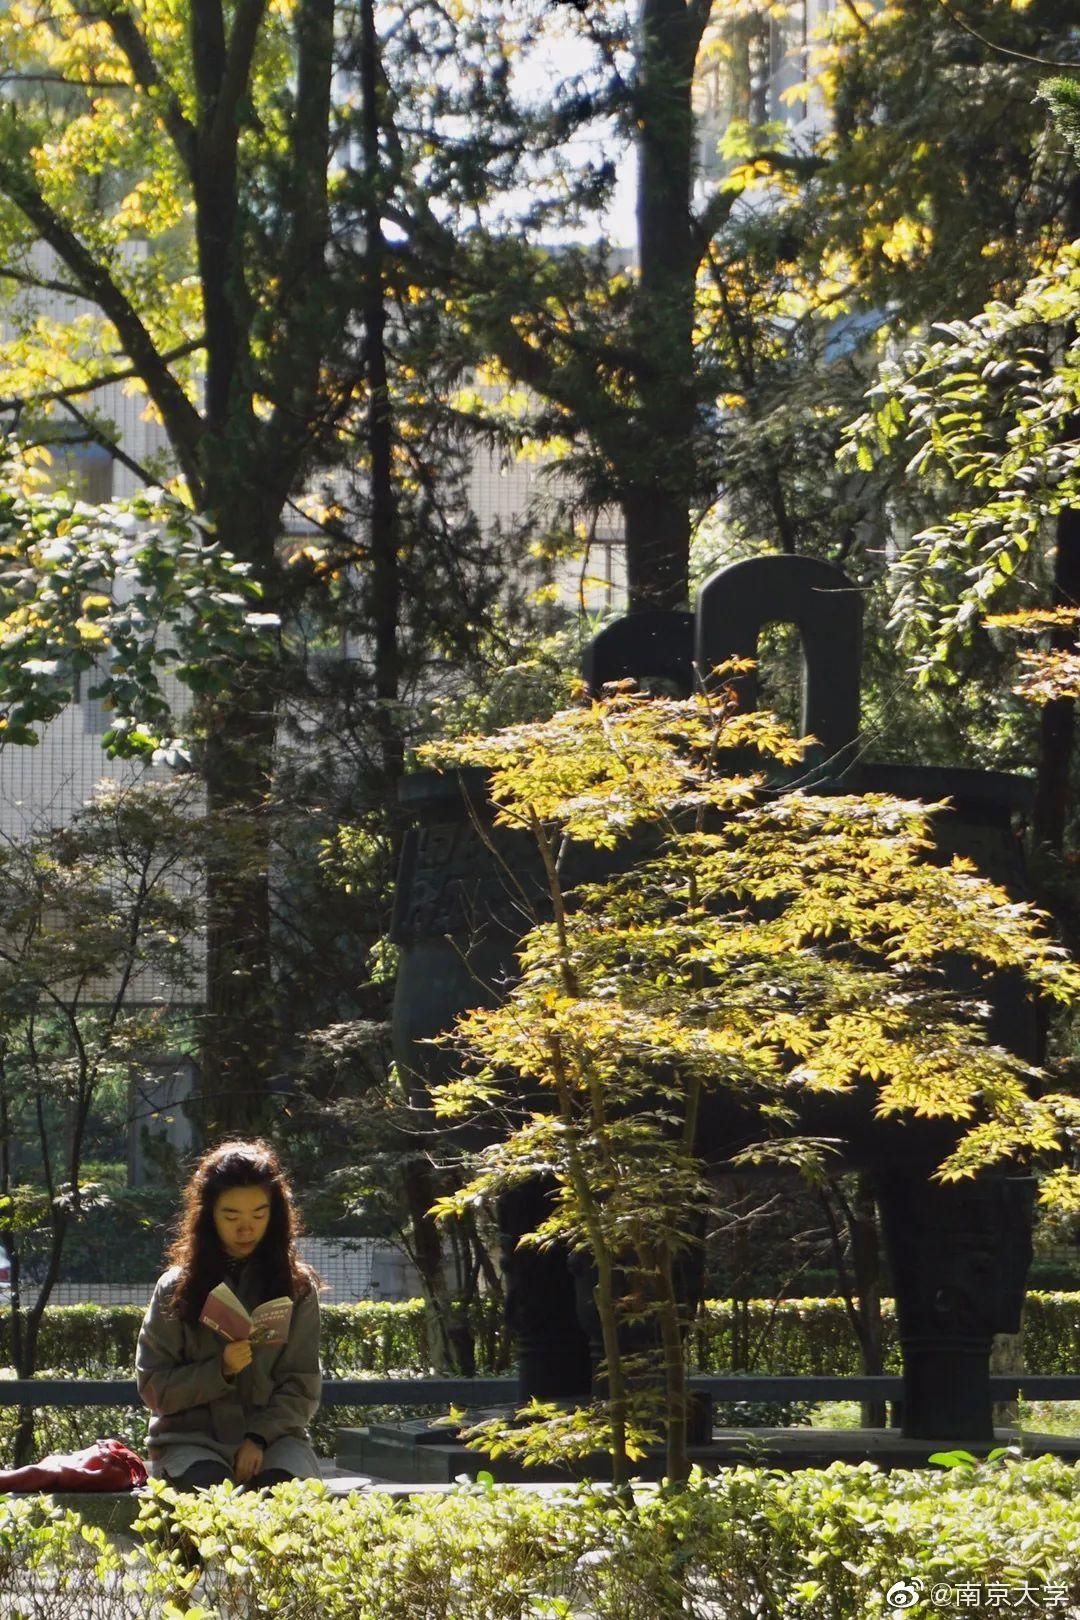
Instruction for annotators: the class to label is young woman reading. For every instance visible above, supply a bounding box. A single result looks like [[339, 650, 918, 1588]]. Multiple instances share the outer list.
[[136, 1140, 322, 1489]]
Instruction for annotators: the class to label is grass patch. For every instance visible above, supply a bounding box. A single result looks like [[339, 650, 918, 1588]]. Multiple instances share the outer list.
[[1018, 1399, 1080, 1438], [809, 1401, 862, 1429], [807, 1399, 1080, 1439]]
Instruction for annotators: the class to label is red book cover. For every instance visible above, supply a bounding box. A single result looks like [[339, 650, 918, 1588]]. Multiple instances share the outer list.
[[199, 1283, 252, 1342]]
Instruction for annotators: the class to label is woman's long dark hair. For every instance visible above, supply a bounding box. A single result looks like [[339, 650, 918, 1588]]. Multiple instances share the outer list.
[[167, 1139, 318, 1323]]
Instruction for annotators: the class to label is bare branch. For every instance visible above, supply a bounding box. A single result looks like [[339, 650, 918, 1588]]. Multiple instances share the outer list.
[[838, 0, 871, 34], [191, 0, 227, 116], [264, 0, 335, 468], [933, 0, 1080, 69], [214, 0, 270, 153], [56, 396, 171, 490], [0, 266, 83, 299]]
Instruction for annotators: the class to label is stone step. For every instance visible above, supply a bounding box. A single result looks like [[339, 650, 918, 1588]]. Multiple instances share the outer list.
[[335, 1422, 1080, 1483]]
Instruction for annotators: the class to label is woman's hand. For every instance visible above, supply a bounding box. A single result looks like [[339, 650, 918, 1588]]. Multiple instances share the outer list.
[[222, 1339, 253, 1377], [233, 1438, 264, 1482]]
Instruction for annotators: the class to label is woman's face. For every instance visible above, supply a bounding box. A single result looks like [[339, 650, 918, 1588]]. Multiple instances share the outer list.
[[212, 1184, 272, 1260]]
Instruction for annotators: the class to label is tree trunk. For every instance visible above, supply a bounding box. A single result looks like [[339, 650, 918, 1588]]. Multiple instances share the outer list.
[[359, 0, 403, 793], [199, 678, 277, 1134], [12, 1214, 69, 1466], [358, 0, 445, 1359], [623, 487, 692, 615], [195, 448, 301, 1129], [627, 0, 700, 612], [402, 1155, 461, 1373], [184, 0, 335, 1129]]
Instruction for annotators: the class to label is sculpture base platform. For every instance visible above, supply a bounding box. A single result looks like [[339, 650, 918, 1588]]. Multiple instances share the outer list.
[[336, 1420, 1080, 1484]]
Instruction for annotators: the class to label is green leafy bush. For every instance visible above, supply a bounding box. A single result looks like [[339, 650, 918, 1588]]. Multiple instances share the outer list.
[[5, 1459, 1080, 1618], [0, 1498, 129, 1620]]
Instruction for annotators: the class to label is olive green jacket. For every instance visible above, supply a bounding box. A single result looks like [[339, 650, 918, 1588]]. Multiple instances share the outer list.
[[136, 1265, 322, 1456]]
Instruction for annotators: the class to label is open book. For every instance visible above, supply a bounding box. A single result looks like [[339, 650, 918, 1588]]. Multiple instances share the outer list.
[[200, 1282, 293, 1346]]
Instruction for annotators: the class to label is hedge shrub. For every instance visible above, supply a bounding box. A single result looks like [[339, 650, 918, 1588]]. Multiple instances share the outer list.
[[14, 1291, 1080, 1382], [693, 1297, 902, 1374], [4, 1457, 1080, 1618], [0, 1295, 508, 1379]]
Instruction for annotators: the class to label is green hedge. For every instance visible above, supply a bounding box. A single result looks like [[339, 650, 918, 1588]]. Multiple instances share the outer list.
[[0, 1296, 509, 1378], [5, 1457, 1080, 1618], [10, 1289, 1080, 1380], [694, 1297, 903, 1374], [695, 1291, 1080, 1376]]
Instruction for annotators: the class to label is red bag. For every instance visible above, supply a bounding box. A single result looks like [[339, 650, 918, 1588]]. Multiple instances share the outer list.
[[0, 1438, 147, 1492]]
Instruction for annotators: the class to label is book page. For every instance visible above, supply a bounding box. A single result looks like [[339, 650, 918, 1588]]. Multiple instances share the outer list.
[[249, 1295, 293, 1345]]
